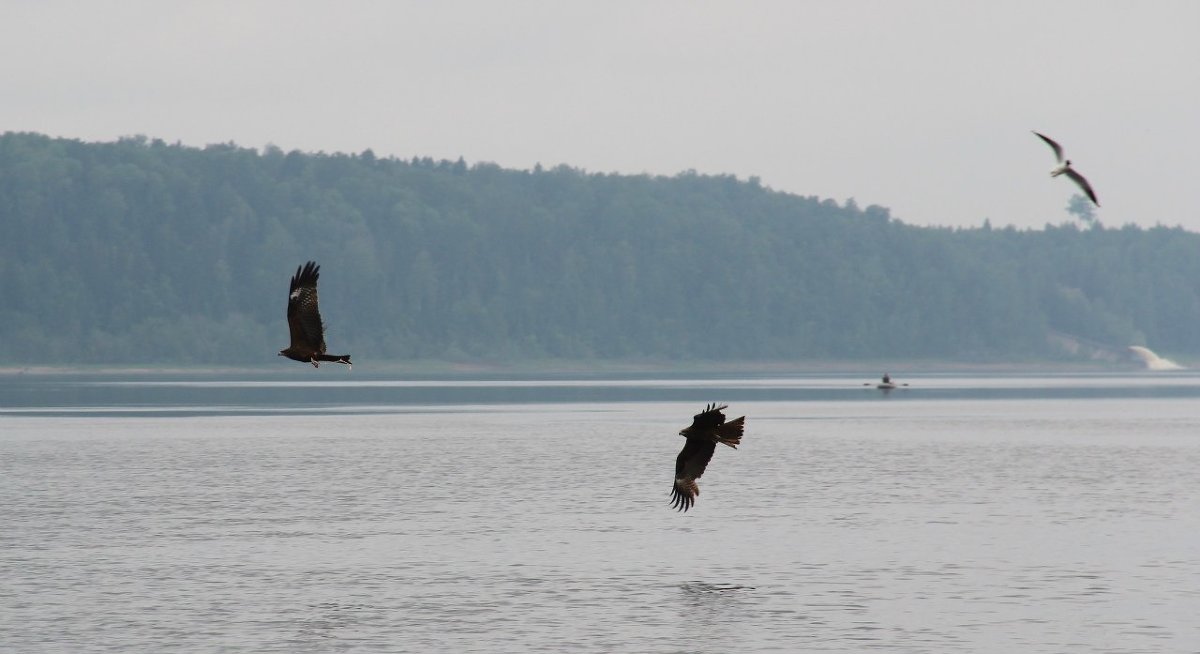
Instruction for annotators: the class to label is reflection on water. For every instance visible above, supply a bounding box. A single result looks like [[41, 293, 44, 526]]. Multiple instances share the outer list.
[[1, 373, 1199, 652], [6, 370, 1200, 416]]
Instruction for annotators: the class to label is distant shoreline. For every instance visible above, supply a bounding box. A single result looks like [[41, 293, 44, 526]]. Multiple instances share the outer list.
[[0, 358, 1165, 377]]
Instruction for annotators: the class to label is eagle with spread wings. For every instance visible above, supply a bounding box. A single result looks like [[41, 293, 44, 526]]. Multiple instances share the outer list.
[[670, 403, 745, 511], [278, 261, 352, 368]]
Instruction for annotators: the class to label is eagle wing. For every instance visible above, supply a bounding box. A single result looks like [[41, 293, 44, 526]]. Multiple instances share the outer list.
[[1064, 168, 1100, 206], [690, 403, 728, 431], [670, 437, 718, 512], [287, 261, 327, 355], [1032, 131, 1064, 163]]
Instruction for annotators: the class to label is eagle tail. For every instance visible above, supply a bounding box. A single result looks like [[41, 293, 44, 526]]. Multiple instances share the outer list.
[[716, 416, 744, 449], [316, 354, 352, 367]]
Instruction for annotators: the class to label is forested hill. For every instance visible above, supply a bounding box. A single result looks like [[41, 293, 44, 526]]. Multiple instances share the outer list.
[[2, 131, 1199, 366]]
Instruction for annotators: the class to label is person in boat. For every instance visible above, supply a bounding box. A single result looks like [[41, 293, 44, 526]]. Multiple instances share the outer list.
[[881, 373, 891, 384]]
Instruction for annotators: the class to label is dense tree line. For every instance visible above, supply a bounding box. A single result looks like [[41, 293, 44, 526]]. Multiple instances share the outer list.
[[1, 131, 1198, 366]]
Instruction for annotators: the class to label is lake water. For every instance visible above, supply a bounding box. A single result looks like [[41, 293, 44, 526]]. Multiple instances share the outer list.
[[2, 371, 1199, 653]]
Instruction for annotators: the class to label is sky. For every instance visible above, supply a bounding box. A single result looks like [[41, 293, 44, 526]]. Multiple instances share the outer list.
[[2, 1, 1197, 230]]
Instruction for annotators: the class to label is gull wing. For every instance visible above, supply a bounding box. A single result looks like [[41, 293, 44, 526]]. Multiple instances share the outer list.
[[1064, 168, 1100, 206], [1032, 131, 1064, 163]]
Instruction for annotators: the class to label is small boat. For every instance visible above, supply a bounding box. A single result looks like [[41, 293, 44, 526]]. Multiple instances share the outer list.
[[865, 373, 905, 391]]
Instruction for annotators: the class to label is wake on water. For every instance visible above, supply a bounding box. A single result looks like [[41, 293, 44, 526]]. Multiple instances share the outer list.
[[1128, 345, 1184, 371]]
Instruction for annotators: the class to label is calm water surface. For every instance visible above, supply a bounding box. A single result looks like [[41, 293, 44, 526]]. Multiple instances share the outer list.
[[2, 372, 1199, 652]]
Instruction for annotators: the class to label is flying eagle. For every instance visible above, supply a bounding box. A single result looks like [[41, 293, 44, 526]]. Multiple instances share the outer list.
[[1033, 131, 1100, 206], [670, 403, 745, 512], [278, 261, 352, 368]]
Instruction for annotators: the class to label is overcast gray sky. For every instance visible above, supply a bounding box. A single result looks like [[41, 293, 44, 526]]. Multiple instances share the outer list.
[[3, 1, 1197, 230]]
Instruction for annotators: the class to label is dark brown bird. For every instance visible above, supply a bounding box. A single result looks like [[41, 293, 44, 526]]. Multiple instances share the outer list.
[[278, 261, 352, 368], [670, 403, 745, 511]]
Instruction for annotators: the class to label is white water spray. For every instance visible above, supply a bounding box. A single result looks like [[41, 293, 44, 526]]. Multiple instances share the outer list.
[[1128, 346, 1184, 371]]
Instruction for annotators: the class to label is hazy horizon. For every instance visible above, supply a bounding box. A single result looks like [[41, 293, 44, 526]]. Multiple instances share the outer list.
[[3, 1, 1197, 230]]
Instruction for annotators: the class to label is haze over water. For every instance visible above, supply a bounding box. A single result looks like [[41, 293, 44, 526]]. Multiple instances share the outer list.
[[3, 372, 1199, 652]]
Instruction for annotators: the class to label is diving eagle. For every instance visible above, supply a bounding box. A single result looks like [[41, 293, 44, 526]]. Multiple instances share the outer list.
[[1033, 131, 1100, 206], [278, 261, 352, 368], [670, 403, 745, 512]]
